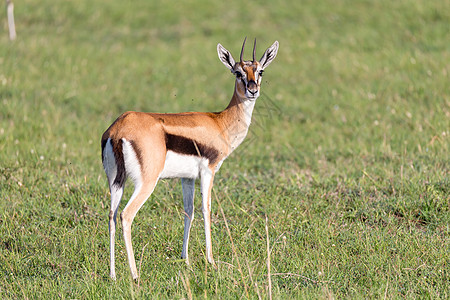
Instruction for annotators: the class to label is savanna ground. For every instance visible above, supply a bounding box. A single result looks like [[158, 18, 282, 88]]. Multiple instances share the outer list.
[[0, 0, 449, 298]]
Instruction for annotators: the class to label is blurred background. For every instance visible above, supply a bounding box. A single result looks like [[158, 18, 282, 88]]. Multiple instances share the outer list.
[[1, 0, 449, 173], [0, 0, 448, 298]]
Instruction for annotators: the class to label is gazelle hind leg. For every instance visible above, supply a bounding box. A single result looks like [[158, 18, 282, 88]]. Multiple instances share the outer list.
[[120, 180, 157, 280], [109, 184, 124, 280], [181, 178, 195, 264], [119, 138, 163, 280], [200, 167, 216, 266], [103, 138, 125, 280]]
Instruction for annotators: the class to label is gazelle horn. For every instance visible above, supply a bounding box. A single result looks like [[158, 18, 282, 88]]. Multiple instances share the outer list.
[[253, 38, 256, 62], [240, 37, 247, 62]]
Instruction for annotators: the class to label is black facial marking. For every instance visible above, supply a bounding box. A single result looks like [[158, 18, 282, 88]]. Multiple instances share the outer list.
[[165, 133, 219, 164], [247, 80, 257, 90]]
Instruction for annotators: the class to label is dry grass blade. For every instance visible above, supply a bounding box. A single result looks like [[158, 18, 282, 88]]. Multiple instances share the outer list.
[[179, 271, 193, 300], [215, 190, 249, 298], [246, 258, 262, 300], [137, 243, 149, 288], [265, 215, 272, 300]]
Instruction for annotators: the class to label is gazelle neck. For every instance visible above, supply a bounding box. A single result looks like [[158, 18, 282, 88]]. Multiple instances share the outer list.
[[219, 85, 257, 153], [229, 91, 256, 126]]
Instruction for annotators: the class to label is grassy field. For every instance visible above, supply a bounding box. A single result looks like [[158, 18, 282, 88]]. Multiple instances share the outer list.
[[1, 0, 449, 298]]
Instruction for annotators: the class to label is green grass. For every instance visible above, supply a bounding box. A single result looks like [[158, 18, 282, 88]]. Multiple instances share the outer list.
[[1, 0, 449, 298]]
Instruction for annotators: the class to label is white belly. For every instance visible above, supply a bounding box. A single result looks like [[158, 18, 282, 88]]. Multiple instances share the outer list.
[[159, 151, 207, 179]]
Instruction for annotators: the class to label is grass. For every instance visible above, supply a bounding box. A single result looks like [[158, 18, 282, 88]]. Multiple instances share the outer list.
[[1, 0, 449, 298]]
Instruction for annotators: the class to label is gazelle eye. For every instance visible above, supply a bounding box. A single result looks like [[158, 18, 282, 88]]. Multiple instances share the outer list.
[[235, 71, 243, 78], [259, 70, 264, 76]]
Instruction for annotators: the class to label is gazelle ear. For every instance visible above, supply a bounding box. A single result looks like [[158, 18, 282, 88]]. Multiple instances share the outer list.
[[259, 41, 279, 69], [217, 43, 236, 71]]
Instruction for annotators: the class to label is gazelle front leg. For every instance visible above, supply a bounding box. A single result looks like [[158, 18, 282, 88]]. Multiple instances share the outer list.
[[200, 166, 216, 266], [181, 178, 195, 264]]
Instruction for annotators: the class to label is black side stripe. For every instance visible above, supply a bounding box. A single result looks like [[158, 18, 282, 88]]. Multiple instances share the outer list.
[[165, 133, 220, 164]]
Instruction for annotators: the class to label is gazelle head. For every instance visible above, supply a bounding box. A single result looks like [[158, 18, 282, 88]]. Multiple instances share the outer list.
[[217, 38, 279, 100]]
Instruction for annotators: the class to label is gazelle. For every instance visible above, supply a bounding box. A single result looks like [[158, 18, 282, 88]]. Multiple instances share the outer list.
[[101, 38, 279, 280]]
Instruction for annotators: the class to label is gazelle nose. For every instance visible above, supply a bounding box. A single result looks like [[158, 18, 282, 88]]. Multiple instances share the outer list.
[[247, 80, 258, 95]]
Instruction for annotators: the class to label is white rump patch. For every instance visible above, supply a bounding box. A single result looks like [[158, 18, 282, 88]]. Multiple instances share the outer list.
[[121, 139, 142, 189]]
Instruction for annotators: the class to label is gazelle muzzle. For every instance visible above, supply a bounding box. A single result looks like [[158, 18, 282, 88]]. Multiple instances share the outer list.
[[246, 80, 258, 97]]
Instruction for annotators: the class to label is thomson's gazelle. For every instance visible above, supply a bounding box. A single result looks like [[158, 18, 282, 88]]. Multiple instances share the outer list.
[[101, 38, 279, 280]]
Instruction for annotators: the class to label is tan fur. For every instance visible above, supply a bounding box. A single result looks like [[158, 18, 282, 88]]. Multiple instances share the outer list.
[[102, 89, 251, 173]]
